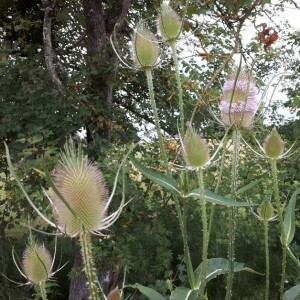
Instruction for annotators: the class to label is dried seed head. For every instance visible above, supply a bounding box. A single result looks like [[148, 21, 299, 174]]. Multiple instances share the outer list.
[[107, 287, 121, 300], [22, 243, 52, 284], [183, 128, 210, 168], [49, 142, 109, 237], [263, 127, 285, 159], [132, 23, 160, 69], [157, 2, 182, 42], [220, 70, 258, 129], [257, 200, 275, 221]]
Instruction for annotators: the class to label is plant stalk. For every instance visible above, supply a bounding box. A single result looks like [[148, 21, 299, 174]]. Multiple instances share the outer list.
[[225, 128, 241, 300], [270, 159, 286, 300], [264, 219, 270, 300], [145, 68, 168, 167], [170, 41, 185, 135], [79, 232, 104, 300], [197, 168, 208, 300], [40, 283, 48, 300]]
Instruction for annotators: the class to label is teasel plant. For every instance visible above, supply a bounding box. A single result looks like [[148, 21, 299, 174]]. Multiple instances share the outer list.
[[2, 233, 64, 300], [241, 127, 298, 300], [5, 140, 133, 300]]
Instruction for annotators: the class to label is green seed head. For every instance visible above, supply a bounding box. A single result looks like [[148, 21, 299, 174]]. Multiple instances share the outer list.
[[257, 200, 275, 221], [183, 128, 210, 168], [132, 23, 160, 69], [158, 2, 182, 42], [263, 127, 285, 159], [49, 141, 108, 237], [22, 243, 52, 284]]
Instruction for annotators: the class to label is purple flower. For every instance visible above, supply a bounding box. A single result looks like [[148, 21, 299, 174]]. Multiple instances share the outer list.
[[220, 71, 258, 129]]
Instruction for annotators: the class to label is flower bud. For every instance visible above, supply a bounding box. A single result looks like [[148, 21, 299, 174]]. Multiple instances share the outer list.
[[22, 243, 52, 284], [257, 200, 275, 221], [157, 2, 182, 43], [183, 128, 210, 168], [49, 142, 109, 237], [107, 287, 121, 300], [132, 23, 160, 69], [263, 127, 284, 159], [220, 70, 258, 129]]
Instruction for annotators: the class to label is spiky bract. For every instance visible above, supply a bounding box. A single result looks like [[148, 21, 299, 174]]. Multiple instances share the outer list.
[[157, 2, 182, 42], [49, 142, 109, 237], [183, 127, 210, 168], [263, 127, 285, 159], [22, 243, 52, 284], [132, 23, 160, 69], [257, 200, 275, 221], [220, 70, 258, 129]]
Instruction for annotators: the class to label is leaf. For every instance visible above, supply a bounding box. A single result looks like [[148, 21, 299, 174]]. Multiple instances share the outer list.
[[170, 287, 197, 300], [188, 189, 256, 207], [283, 188, 300, 246], [129, 155, 181, 196], [235, 178, 263, 195], [127, 284, 166, 300], [283, 285, 300, 300], [194, 258, 263, 289]]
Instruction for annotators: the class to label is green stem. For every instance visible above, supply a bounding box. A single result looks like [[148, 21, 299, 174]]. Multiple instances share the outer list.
[[270, 159, 286, 300], [79, 233, 104, 300], [264, 219, 270, 300], [207, 132, 229, 243], [225, 128, 241, 300], [197, 168, 208, 300], [145, 67, 195, 288], [39, 283, 48, 300], [170, 41, 184, 135], [145, 68, 168, 167]]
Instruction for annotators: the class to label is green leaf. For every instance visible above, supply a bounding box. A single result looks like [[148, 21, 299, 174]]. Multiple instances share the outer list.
[[283, 285, 300, 300], [129, 155, 181, 196], [283, 188, 300, 246], [235, 178, 263, 195], [188, 189, 256, 207], [194, 258, 263, 289], [127, 284, 166, 300], [170, 287, 197, 300]]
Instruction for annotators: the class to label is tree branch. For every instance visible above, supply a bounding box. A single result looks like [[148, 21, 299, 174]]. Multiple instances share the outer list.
[[43, 0, 66, 96]]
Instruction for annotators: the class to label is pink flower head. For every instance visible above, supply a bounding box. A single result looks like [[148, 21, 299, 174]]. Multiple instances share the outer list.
[[220, 70, 258, 129]]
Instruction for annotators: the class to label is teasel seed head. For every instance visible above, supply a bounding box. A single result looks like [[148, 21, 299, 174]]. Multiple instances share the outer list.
[[220, 69, 258, 129], [49, 141, 109, 237], [131, 22, 160, 70], [157, 2, 182, 43], [107, 287, 122, 300], [182, 127, 210, 168], [22, 243, 52, 284], [257, 200, 275, 221], [263, 127, 285, 159]]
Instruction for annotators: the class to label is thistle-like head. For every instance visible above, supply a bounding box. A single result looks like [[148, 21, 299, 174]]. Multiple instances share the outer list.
[[107, 287, 122, 300], [49, 141, 109, 237], [263, 127, 285, 159], [157, 2, 182, 43], [22, 242, 52, 285], [182, 127, 210, 168], [257, 200, 275, 221], [220, 69, 258, 129], [131, 22, 160, 70]]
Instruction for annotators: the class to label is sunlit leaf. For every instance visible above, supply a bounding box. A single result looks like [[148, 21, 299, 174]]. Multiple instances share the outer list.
[[127, 283, 166, 300], [170, 287, 197, 300], [283, 285, 300, 300]]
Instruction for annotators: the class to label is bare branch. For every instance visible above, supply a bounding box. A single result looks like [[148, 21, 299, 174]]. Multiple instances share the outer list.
[[43, 0, 66, 96]]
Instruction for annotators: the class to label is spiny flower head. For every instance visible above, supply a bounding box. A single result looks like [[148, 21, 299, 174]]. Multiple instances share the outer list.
[[49, 141, 109, 237], [257, 199, 275, 221], [107, 287, 122, 300], [157, 2, 182, 43], [263, 127, 285, 159], [22, 242, 52, 284], [131, 22, 160, 70], [182, 127, 210, 168], [220, 69, 258, 129]]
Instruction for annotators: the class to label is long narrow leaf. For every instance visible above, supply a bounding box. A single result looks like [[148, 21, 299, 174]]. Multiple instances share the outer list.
[[188, 189, 256, 207], [283, 188, 300, 246], [170, 287, 197, 300], [130, 155, 181, 196], [235, 178, 263, 195], [127, 284, 166, 300]]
